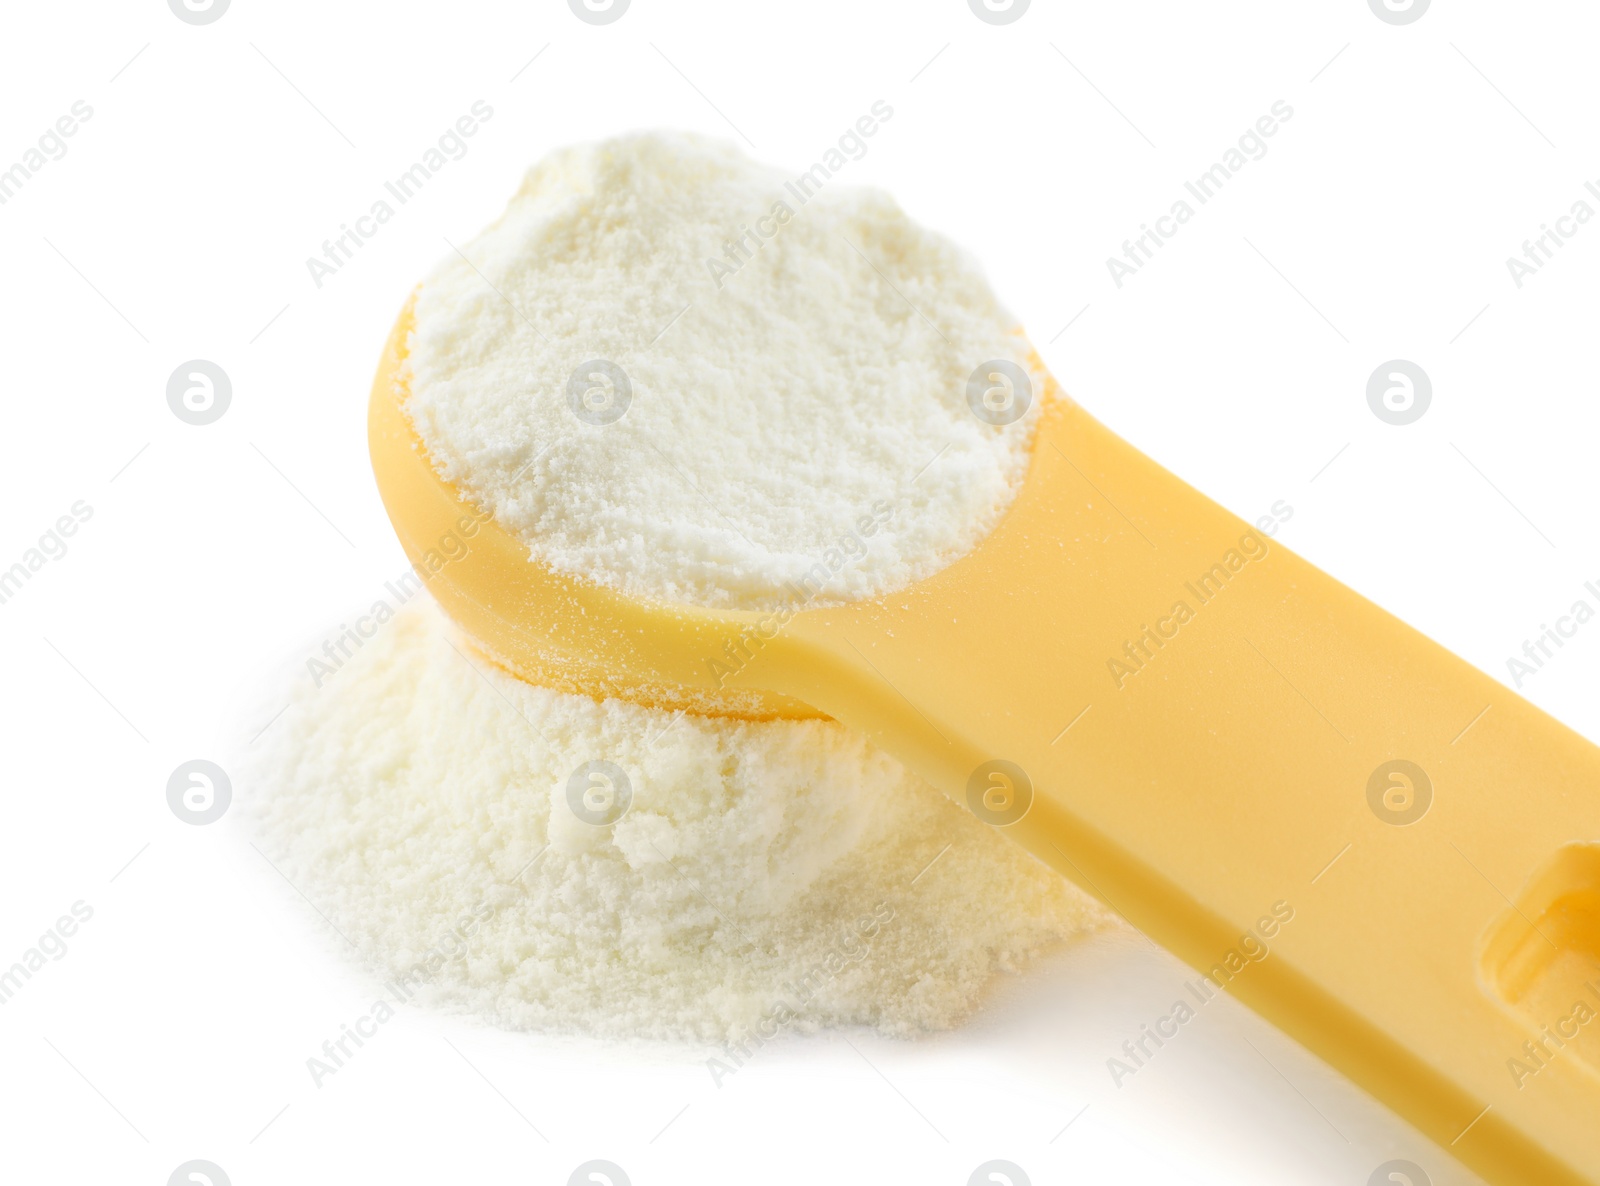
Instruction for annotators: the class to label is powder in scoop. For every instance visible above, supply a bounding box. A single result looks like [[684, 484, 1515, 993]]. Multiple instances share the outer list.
[[249, 599, 1102, 1040], [405, 131, 1041, 611]]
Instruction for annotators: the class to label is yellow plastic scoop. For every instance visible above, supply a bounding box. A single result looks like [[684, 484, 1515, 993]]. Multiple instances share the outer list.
[[371, 299, 1600, 1185]]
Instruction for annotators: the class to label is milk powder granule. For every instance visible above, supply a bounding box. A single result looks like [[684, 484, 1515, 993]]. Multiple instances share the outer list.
[[251, 599, 1102, 1040], [405, 131, 1042, 610]]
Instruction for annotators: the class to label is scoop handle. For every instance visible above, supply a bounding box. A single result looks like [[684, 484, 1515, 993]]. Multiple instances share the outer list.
[[753, 397, 1600, 1185]]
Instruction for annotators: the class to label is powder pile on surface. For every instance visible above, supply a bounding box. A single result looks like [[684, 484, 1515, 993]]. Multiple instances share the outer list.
[[405, 131, 1041, 611], [253, 135, 1088, 1041], [250, 599, 1102, 1040]]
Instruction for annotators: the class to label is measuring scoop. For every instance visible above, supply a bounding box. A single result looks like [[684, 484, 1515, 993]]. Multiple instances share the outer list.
[[370, 298, 1600, 1185]]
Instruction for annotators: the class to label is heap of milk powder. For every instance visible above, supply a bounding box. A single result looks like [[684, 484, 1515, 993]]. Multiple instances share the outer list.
[[404, 131, 1042, 610], [252, 600, 1099, 1039], [251, 133, 1094, 1040]]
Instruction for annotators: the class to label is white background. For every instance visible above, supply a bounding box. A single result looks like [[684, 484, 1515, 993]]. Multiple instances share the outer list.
[[1, 0, 1594, 1183]]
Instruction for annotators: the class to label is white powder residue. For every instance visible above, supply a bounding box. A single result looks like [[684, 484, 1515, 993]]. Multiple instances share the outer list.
[[405, 131, 1041, 611], [249, 599, 1102, 1040]]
